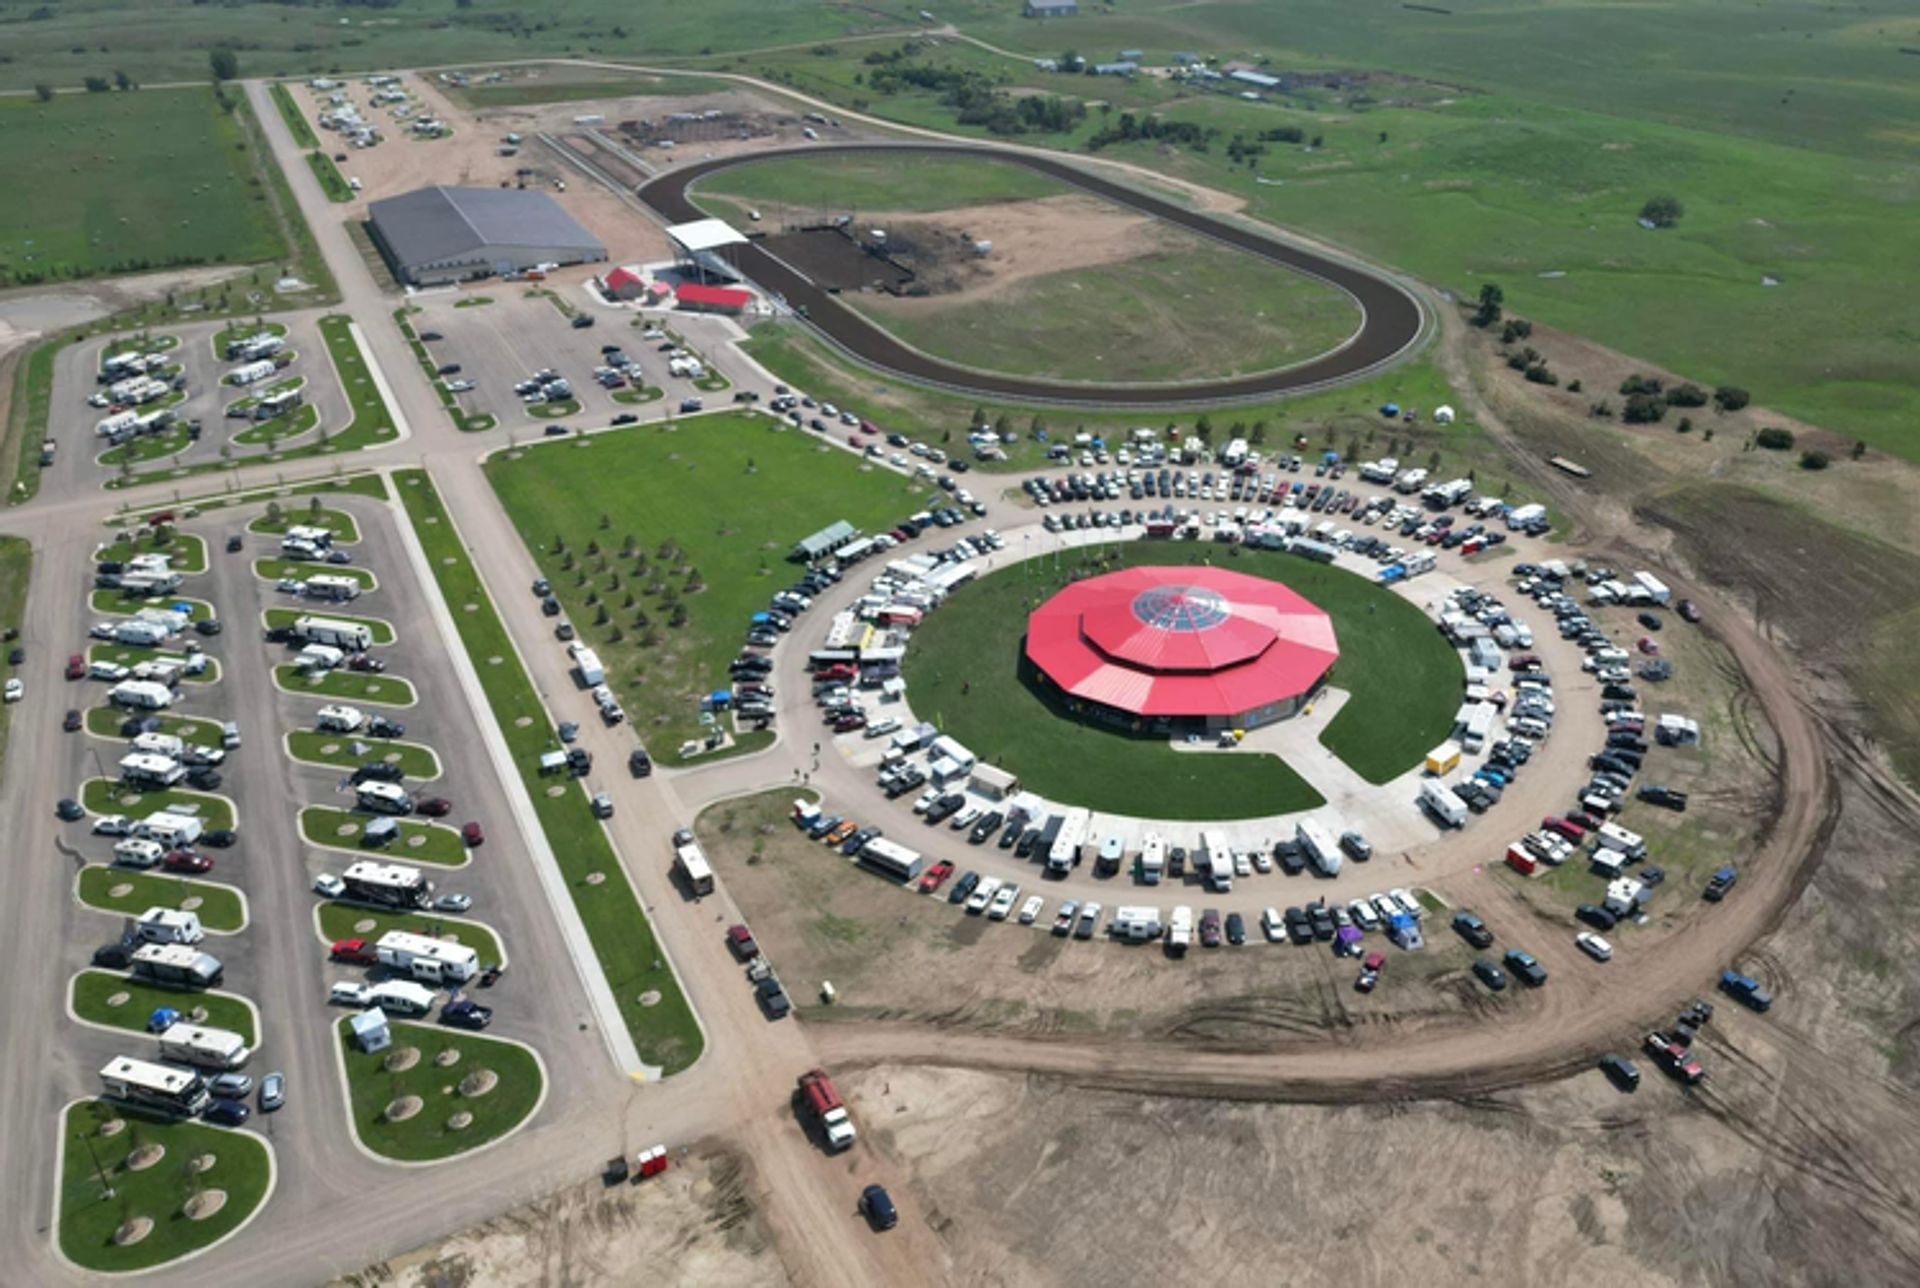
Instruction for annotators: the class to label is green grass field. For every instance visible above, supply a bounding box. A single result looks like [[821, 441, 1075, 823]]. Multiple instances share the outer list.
[[75, 866, 246, 932], [262, 607, 391, 644], [396, 468, 703, 1074], [231, 403, 319, 447], [854, 225, 1358, 383], [269, 83, 318, 148], [87, 642, 219, 685], [88, 589, 213, 622], [695, 151, 1068, 216], [315, 902, 500, 967], [306, 151, 353, 203], [0, 87, 283, 287], [253, 558, 376, 589], [906, 542, 1461, 813], [273, 666, 414, 707], [298, 806, 468, 867], [248, 504, 361, 543], [70, 971, 257, 1046], [81, 778, 234, 832], [57, 1099, 272, 1274], [333, 1019, 541, 1162], [443, 68, 724, 110], [95, 531, 206, 574], [285, 731, 440, 780], [84, 705, 224, 747], [485, 414, 923, 752]]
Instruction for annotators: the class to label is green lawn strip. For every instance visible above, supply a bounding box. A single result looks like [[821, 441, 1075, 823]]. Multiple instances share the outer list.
[[333, 1019, 541, 1162], [611, 387, 664, 405], [70, 971, 258, 1047], [56, 1100, 273, 1274], [80, 779, 235, 832], [98, 425, 193, 468], [84, 707, 224, 749], [0, 537, 29, 775], [270, 82, 319, 148], [252, 557, 376, 589], [483, 413, 921, 754], [907, 543, 1460, 810], [285, 730, 441, 780], [298, 806, 468, 867], [272, 666, 415, 707], [262, 606, 392, 643], [314, 902, 500, 966], [395, 468, 703, 1074], [209, 321, 288, 361], [231, 403, 320, 447], [453, 296, 494, 308], [3, 332, 68, 503], [104, 334, 180, 360], [111, 473, 387, 525], [75, 866, 246, 932], [247, 505, 362, 543], [694, 151, 1067, 213], [457, 412, 497, 433], [526, 399, 580, 419], [306, 151, 353, 203], [95, 532, 208, 574], [86, 642, 219, 685], [87, 590, 214, 622]]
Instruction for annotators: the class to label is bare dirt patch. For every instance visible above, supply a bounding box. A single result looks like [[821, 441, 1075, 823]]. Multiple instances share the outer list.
[[335, 1143, 782, 1288]]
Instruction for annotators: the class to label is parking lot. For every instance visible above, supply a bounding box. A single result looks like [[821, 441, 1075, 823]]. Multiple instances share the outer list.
[[42, 312, 353, 493], [41, 490, 608, 1190]]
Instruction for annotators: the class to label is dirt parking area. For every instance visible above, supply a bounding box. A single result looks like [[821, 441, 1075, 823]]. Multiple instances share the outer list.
[[697, 791, 1495, 1047], [337, 1143, 783, 1288]]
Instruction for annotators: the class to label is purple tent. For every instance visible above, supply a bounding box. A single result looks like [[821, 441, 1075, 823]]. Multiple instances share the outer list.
[[1334, 926, 1364, 956]]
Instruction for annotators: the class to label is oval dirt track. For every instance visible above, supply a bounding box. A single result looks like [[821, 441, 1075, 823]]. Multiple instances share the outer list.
[[637, 143, 1425, 407]]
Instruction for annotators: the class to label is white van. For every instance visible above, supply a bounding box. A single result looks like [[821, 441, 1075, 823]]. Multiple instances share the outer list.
[[355, 781, 413, 815], [114, 838, 165, 868]]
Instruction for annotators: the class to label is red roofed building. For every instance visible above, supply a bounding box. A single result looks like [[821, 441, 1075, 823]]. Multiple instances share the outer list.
[[1025, 566, 1337, 730], [601, 265, 648, 300], [675, 282, 752, 314]]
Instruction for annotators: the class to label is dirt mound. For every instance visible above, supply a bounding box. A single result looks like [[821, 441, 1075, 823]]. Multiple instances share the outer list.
[[459, 1069, 499, 1098], [112, 1217, 152, 1247], [184, 1190, 227, 1221], [385, 1095, 423, 1123], [383, 1046, 421, 1073], [126, 1144, 165, 1172]]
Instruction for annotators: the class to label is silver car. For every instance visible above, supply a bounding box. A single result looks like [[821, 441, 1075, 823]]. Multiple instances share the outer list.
[[434, 893, 472, 913]]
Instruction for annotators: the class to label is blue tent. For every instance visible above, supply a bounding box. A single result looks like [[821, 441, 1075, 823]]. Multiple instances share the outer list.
[[1379, 403, 1400, 418], [146, 1006, 181, 1034]]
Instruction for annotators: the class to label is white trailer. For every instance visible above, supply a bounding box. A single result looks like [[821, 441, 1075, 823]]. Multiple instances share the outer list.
[[1505, 503, 1547, 530], [1595, 821, 1646, 859], [1419, 779, 1468, 828], [156, 1022, 252, 1070], [675, 840, 715, 895], [1295, 819, 1343, 877], [303, 574, 361, 602], [109, 679, 175, 710], [1461, 703, 1498, 753], [130, 731, 185, 759], [375, 930, 478, 984], [572, 646, 605, 688], [1633, 571, 1672, 605], [1138, 832, 1166, 885], [111, 619, 170, 648], [130, 942, 223, 988], [227, 359, 278, 386], [356, 781, 413, 814], [1109, 906, 1163, 943], [1047, 807, 1090, 876], [136, 811, 203, 847], [317, 703, 367, 733], [120, 752, 185, 788], [1166, 904, 1193, 954], [296, 616, 373, 651], [368, 980, 438, 1016], [95, 410, 139, 438], [135, 908, 205, 945], [99, 1055, 209, 1117]]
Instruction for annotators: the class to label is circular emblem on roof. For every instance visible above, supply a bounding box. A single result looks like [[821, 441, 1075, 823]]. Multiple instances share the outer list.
[[1131, 584, 1230, 632]]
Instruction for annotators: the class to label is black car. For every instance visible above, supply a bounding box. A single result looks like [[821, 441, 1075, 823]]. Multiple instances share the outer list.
[[63, 708, 82, 732], [186, 766, 222, 790], [541, 595, 561, 617], [1224, 912, 1247, 946], [1504, 948, 1549, 987], [436, 362, 462, 375], [202, 829, 237, 848], [92, 940, 136, 969], [1472, 958, 1508, 991], [353, 762, 405, 784], [860, 1184, 898, 1231], [7, 645, 23, 665], [419, 331, 443, 342], [442, 999, 494, 1030], [571, 313, 595, 329], [1576, 904, 1617, 931], [1599, 1053, 1640, 1091], [947, 870, 981, 905], [264, 625, 295, 644], [368, 716, 406, 738], [755, 975, 791, 1019], [629, 749, 653, 777], [1452, 911, 1494, 949], [195, 618, 223, 636], [226, 534, 244, 553], [119, 715, 160, 737], [56, 798, 85, 821]]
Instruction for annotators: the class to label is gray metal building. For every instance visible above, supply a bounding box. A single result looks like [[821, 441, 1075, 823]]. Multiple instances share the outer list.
[[367, 186, 607, 286]]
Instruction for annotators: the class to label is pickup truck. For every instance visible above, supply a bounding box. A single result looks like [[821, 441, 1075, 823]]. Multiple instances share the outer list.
[[797, 1068, 857, 1150]]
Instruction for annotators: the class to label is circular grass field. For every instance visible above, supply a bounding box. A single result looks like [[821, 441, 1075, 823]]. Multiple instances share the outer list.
[[903, 544, 1462, 820]]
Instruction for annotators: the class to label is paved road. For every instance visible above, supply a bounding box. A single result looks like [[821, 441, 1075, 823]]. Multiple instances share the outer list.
[[640, 142, 1425, 407]]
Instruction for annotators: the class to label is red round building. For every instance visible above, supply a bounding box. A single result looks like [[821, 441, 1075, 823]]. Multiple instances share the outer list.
[[1024, 566, 1338, 730]]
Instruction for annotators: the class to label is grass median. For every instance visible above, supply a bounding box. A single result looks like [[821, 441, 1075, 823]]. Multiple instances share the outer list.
[[285, 730, 440, 779], [248, 505, 362, 543], [80, 779, 234, 832], [88, 590, 214, 622], [306, 151, 353, 203], [0, 537, 29, 778], [88, 642, 219, 685], [84, 707, 224, 748], [57, 1100, 272, 1274], [95, 532, 207, 575], [298, 806, 468, 866], [273, 666, 414, 707], [70, 971, 258, 1046], [75, 866, 246, 931], [395, 468, 702, 1074], [315, 902, 500, 965], [269, 82, 319, 148], [262, 606, 392, 643], [333, 1019, 541, 1162], [253, 557, 376, 590]]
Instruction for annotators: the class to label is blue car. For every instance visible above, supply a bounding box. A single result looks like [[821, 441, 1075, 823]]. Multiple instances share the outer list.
[[204, 1098, 250, 1127]]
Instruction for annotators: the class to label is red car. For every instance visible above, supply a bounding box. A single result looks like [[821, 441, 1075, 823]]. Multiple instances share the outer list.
[[1677, 599, 1701, 624], [347, 654, 385, 673], [1543, 816, 1587, 843], [162, 849, 212, 874], [66, 654, 86, 681], [462, 821, 485, 847], [726, 924, 760, 960], [330, 937, 376, 965], [833, 713, 866, 733], [917, 860, 955, 894], [416, 797, 453, 817]]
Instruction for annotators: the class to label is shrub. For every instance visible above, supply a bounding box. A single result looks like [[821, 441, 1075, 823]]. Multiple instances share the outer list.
[[1620, 373, 1663, 397], [1640, 194, 1684, 228], [1665, 382, 1708, 407], [1713, 385, 1750, 412], [1567, 378, 1582, 393], [1524, 364, 1558, 386], [1755, 427, 1794, 451], [1622, 393, 1665, 424], [1800, 450, 1830, 471]]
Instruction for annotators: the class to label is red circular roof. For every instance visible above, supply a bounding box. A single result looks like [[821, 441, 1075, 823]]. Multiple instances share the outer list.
[[1026, 566, 1338, 718]]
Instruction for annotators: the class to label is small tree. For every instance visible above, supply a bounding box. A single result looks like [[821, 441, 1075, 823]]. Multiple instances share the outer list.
[[113, 70, 134, 91], [1639, 194, 1684, 228], [1755, 427, 1794, 451], [1852, 440, 1867, 461], [1472, 282, 1504, 328], [1799, 449, 1830, 471], [1622, 393, 1665, 424], [1712, 385, 1750, 413], [33, 83, 53, 103], [1676, 416, 1694, 434], [669, 603, 689, 628], [208, 49, 239, 82]]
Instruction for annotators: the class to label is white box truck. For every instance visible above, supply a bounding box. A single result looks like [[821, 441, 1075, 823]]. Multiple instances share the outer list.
[[572, 646, 605, 687], [1166, 905, 1193, 955], [1295, 819, 1343, 877]]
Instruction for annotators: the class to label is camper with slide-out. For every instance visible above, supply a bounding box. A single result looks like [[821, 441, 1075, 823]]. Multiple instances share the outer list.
[[134, 908, 204, 946], [296, 616, 373, 651], [317, 704, 365, 733]]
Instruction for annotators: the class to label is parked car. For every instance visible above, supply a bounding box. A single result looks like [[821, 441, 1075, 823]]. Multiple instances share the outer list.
[[1472, 958, 1508, 991], [1598, 1053, 1640, 1092], [1575, 931, 1614, 962], [416, 797, 452, 817], [1452, 911, 1494, 949], [462, 821, 485, 847], [314, 873, 345, 898], [204, 1098, 250, 1127], [1504, 948, 1549, 986], [258, 1071, 286, 1111], [727, 924, 759, 959], [860, 1184, 898, 1231], [63, 708, 82, 732], [434, 893, 473, 913]]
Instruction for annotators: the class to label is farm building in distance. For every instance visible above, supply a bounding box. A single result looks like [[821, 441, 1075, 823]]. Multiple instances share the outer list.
[[1024, 0, 1078, 15], [367, 186, 607, 286]]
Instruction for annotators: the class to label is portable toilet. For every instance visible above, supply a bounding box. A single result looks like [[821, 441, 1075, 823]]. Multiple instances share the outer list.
[[350, 1008, 392, 1053]]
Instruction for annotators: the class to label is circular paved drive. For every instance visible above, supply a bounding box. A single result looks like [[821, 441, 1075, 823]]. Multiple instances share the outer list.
[[636, 143, 1425, 407]]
